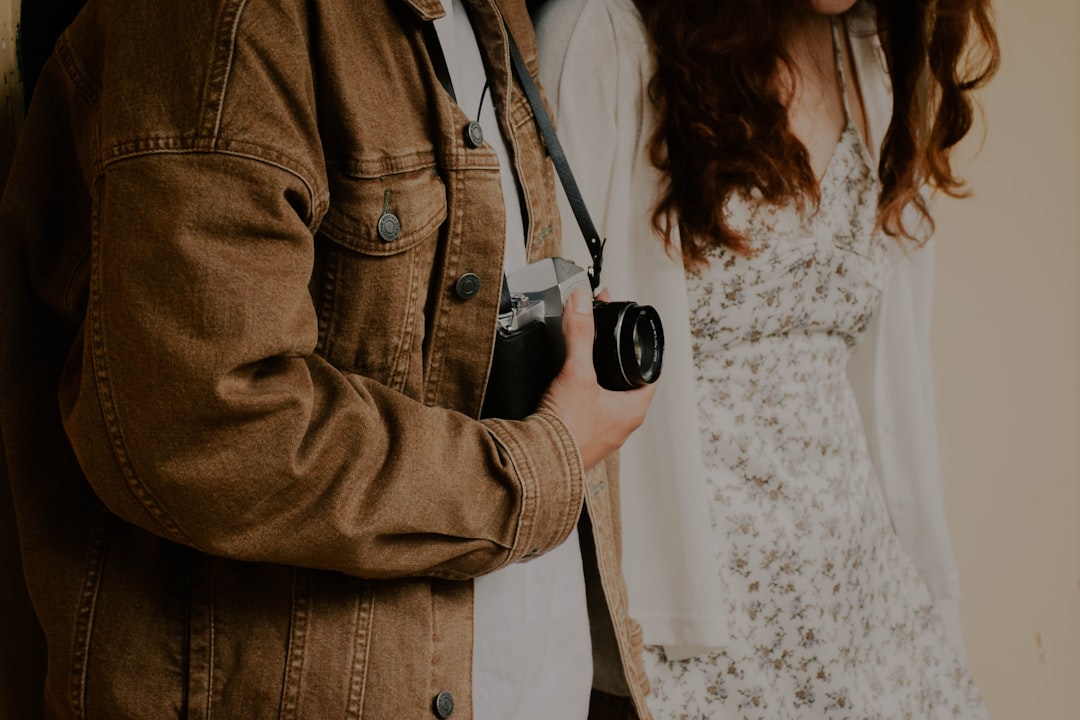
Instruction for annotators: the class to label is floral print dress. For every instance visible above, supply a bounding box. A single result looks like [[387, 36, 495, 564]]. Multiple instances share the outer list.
[[641, 21, 989, 720]]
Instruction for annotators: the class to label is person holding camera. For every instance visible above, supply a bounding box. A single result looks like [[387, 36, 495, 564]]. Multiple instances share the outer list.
[[535, 0, 999, 716], [0, 0, 657, 718]]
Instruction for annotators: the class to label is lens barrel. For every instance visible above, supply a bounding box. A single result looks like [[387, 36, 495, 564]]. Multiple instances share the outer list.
[[592, 301, 665, 391]]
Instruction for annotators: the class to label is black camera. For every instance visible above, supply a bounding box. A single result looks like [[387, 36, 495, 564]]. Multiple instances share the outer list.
[[480, 257, 664, 420]]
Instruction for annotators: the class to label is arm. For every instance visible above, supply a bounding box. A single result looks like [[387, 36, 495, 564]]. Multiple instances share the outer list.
[[60, 150, 583, 582], [845, 17, 970, 655], [537, 0, 664, 303], [848, 237, 968, 655], [535, 0, 611, 259], [536, 0, 731, 653], [38, 1, 585, 583]]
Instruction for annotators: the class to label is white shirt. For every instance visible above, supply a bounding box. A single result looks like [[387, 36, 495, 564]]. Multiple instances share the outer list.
[[535, 0, 967, 660], [432, 3, 593, 718]]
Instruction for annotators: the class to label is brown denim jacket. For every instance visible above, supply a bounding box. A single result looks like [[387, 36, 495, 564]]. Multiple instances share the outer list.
[[0, 0, 650, 717]]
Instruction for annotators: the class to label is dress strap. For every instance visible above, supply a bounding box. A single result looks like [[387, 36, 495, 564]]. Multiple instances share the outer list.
[[830, 16, 854, 127]]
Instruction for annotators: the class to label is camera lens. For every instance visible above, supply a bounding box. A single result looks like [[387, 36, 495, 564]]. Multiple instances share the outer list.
[[592, 301, 664, 391]]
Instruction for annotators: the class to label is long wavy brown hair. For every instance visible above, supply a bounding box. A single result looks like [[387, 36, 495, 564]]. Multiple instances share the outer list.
[[633, 0, 1000, 266]]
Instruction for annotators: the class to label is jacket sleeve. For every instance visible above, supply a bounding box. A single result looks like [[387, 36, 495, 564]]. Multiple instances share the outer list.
[[29, 40, 585, 582], [848, 237, 968, 657], [57, 150, 586, 582], [845, 13, 970, 658]]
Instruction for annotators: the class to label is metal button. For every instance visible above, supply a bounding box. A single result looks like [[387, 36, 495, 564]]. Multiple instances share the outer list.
[[464, 121, 484, 148], [455, 273, 481, 300], [377, 212, 401, 243], [433, 691, 455, 718]]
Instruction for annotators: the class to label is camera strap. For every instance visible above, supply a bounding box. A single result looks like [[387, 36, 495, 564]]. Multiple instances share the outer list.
[[422, 22, 458, 104], [421, 16, 606, 291], [502, 26, 605, 291]]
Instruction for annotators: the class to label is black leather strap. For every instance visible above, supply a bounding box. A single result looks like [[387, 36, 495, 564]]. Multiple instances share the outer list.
[[421, 16, 606, 290], [422, 22, 457, 103], [502, 25, 605, 290]]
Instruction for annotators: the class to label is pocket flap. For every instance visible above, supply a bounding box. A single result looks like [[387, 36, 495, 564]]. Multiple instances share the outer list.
[[319, 165, 447, 256]]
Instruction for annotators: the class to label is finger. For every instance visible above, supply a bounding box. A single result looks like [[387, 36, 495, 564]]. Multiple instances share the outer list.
[[595, 289, 612, 303], [561, 287, 596, 373]]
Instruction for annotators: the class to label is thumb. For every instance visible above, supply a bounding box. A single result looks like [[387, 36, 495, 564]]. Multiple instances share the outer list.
[[561, 287, 595, 373]]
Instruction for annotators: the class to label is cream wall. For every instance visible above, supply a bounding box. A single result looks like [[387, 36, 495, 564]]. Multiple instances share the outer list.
[[931, 1, 1080, 719], [0, 0, 20, 178]]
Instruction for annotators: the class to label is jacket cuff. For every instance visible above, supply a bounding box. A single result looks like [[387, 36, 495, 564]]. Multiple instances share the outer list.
[[482, 410, 585, 565]]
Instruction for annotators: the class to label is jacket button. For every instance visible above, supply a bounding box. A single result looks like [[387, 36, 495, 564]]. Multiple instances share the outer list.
[[377, 212, 401, 242], [433, 691, 455, 718], [464, 121, 484, 148], [455, 273, 481, 299]]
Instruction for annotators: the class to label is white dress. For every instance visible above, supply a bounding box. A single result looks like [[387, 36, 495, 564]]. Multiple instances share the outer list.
[[639, 21, 989, 720]]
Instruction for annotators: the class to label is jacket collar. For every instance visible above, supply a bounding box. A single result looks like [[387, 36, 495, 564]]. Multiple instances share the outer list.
[[398, 0, 514, 25], [398, 0, 446, 22]]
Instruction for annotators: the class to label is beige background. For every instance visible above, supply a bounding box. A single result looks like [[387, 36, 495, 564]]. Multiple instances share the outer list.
[[0, 0, 21, 177], [930, 1, 1080, 718], [1, 0, 1078, 718]]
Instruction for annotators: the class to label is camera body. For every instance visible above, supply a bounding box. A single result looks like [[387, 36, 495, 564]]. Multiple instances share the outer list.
[[480, 257, 664, 420]]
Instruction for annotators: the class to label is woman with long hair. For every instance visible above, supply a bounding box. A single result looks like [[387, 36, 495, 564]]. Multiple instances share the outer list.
[[535, 0, 999, 716]]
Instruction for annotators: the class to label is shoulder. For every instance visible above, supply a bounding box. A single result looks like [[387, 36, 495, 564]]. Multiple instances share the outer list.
[[535, 0, 649, 77], [535, 0, 650, 110], [534, 0, 645, 40], [61, 0, 323, 141], [64, 0, 339, 189]]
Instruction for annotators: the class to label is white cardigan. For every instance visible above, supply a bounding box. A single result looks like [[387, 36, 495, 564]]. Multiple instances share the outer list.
[[535, 0, 967, 659]]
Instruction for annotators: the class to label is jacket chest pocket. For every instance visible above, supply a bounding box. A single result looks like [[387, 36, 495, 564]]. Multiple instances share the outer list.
[[311, 165, 447, 394]]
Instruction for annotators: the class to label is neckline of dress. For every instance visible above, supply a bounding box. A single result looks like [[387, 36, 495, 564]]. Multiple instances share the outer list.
[[815, 15, 873, 185]]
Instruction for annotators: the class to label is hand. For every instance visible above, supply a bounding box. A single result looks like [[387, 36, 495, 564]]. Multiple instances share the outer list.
[[536, 288, 658, 471]]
